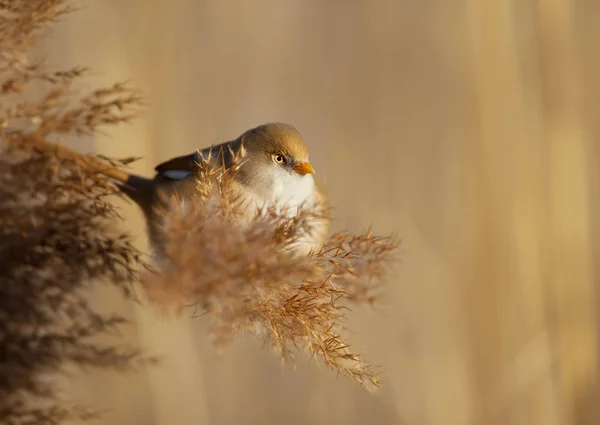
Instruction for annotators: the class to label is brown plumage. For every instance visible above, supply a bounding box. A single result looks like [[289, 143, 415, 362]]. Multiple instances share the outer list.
[[118, 123, 329, 255]]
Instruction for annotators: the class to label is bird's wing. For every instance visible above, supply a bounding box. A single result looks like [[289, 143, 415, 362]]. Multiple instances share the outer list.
[[154, 139, 242, 181], [154, 152, 200, 180]]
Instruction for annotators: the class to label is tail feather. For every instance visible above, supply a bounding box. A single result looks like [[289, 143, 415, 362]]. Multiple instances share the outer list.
[[115, 173, 155, 215]]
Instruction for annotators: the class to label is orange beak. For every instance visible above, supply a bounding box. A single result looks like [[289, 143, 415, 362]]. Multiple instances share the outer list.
[[294, 161, 315, 175]]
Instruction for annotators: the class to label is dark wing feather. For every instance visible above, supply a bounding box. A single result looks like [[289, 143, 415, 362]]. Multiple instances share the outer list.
[[154, 152, 199, 173], [154, 138, 242, 180]]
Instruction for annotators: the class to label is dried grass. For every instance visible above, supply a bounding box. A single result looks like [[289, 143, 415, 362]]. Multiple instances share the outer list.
[[144, 153, 399, 391], [0, 1, 151, 424]]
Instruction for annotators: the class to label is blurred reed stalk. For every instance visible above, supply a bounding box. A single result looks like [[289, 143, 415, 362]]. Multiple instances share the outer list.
[[464, 1, 597, 424]]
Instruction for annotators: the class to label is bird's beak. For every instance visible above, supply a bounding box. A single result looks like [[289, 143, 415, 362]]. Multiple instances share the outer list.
[[294, 161, 315, 175]]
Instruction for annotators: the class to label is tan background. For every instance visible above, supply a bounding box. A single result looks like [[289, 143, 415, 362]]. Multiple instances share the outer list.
[[44, 1, 599, 424]]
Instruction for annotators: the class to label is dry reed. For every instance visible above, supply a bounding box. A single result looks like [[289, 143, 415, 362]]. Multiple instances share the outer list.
[[1, 1, 150, 423], [144, 150, 399, 392]]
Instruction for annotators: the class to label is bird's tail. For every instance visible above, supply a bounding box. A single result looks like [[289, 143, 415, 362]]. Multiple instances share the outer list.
[[113, 173, 155, 216]]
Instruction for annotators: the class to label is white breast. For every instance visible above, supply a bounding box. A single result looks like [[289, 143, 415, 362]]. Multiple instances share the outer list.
[[272, 173, 315, 211], [246, 167, 315, 212]]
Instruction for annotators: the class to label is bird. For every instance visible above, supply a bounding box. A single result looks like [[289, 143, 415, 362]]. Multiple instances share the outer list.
[[116, 122, 329, 255]]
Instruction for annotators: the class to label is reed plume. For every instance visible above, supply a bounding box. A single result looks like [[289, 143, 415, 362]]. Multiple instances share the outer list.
[[1, 1, 150, 423], [144, 151, 399, 392]]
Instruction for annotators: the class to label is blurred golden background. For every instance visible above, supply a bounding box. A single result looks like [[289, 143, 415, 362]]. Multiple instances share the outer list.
[[43, 1, 599, 424]]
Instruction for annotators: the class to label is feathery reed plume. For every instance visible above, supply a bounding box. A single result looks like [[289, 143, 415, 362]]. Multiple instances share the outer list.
[[143, 153, 399, 392], [1, 1, 151, 423]]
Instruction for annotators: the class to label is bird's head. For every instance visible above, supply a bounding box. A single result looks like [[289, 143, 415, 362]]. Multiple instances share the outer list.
[[237, 123, 316, 204], [240, 123, 315, 176]]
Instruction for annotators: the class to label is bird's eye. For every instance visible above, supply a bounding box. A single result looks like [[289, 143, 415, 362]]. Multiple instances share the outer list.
[[273, 154, 285, 164]]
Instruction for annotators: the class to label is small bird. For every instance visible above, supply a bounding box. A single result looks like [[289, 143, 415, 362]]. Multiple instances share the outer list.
[[117, 122, 329, 255]]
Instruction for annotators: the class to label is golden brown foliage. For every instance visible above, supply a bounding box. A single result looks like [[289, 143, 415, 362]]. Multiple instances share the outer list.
[[0, 145, 149, 424], [144, 153, 399, 392], [0, 1, 150, 424]]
